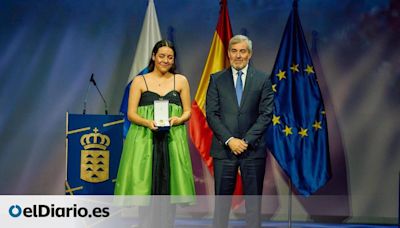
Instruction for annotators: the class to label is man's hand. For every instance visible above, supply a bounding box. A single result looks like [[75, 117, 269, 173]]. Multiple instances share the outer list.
[[227, 138, 248, 155]]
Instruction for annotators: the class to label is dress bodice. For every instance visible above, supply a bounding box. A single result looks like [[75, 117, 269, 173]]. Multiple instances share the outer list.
[[138, 90, 182, 107]]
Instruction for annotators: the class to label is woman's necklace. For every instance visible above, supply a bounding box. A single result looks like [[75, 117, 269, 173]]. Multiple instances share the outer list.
[[157, 80, 166, 87], [155, 74, 171, 87]]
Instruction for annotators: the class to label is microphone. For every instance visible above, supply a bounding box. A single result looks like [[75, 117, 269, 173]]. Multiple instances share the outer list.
[[82, 73, 109, 115], [90, 74, 96, 86]]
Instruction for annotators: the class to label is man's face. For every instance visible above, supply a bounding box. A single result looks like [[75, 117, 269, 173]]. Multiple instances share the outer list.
[[228, 41, 252, 70]]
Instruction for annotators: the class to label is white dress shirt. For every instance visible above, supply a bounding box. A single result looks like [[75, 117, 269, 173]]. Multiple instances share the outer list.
[[231, 64, 249, 89]]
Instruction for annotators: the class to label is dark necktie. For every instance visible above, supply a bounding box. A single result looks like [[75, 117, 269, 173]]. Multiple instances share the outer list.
[[235, 70, 243, 106]]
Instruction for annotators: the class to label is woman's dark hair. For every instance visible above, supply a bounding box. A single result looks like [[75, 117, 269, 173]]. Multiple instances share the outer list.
[[147, 39, 177, 73]]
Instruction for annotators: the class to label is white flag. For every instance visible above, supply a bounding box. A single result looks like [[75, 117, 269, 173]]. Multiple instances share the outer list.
[[127, 0, 162, 82]]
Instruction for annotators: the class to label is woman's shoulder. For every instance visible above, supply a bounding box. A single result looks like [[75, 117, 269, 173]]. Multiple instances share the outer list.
[[130, 76, 140, 84], [175, 74, 189, 90], [174, 73, 188, 83], [131, 75, 148, 90]]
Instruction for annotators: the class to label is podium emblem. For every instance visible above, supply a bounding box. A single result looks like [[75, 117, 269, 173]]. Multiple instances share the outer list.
[[80, 128, 110, 183]]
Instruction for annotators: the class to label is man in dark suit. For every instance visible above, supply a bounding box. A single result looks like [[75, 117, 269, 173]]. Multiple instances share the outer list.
[[206, 35, 273, 228]]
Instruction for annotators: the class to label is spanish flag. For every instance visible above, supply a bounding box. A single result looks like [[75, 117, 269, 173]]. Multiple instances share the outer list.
[[189, 0, 243, 196]]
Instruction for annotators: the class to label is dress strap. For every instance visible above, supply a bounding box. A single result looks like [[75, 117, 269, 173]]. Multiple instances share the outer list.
[[173, 74, 176, 91], [141, 75, 149, 91]]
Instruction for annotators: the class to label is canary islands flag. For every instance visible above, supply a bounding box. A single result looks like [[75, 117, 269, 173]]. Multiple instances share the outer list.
[[120, 0, 161, 137]]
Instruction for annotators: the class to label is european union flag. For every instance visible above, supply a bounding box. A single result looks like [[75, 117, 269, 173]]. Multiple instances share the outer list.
[[266, 1, 331, 196]]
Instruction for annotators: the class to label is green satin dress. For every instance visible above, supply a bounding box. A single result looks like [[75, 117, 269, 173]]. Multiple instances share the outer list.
[[114, 88, 196, 204]]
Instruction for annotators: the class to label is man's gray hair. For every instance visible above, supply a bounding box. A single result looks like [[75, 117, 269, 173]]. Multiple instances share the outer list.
[[228, 35, 253, 53]]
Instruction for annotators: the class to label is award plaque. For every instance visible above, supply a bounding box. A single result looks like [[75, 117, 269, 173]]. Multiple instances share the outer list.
[[154, 99, 170, 131]]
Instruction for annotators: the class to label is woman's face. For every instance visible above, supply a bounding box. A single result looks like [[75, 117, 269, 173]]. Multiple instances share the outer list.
[[152, 46, 174, 74]]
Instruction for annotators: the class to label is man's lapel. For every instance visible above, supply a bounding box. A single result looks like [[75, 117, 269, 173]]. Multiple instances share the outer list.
[[223, 68, 240, 109], [239, 66, 253, 109]]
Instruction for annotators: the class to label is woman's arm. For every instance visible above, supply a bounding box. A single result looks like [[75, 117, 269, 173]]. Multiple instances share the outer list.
[[170, 74, 191, 126], [127, 76, 157, 130]]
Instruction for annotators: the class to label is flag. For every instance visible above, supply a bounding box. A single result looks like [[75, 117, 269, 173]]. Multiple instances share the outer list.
[[266, 0, 331, 196], [120, 0, 162, 137], [189, 0, 243, 196]]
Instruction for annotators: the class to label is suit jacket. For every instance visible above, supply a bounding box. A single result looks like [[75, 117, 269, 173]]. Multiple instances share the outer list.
[[206, 66, 273, 159]]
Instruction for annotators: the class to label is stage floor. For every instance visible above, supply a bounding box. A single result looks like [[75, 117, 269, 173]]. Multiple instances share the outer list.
[[173, 219, 397, 228]]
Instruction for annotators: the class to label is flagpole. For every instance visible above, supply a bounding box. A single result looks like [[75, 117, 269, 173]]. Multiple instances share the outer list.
[[288, 178, 293, 228], [288, 1, 295, 221]]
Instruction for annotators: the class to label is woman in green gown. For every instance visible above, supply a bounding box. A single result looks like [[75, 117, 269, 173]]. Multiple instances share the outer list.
[[114, 40, 196, 202], [115, 40, 195, 228]]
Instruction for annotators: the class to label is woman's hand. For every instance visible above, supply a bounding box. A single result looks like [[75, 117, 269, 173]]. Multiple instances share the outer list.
[[147, 120, 158, 130], [169, 116, 182, 126]]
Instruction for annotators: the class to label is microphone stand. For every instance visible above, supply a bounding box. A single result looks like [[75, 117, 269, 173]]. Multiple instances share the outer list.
[[82, 75, 92, 115], [90, 74, 108, 115], [82, 73, 108, 115]]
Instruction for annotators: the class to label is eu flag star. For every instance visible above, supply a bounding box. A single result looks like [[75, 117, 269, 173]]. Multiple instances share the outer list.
[[304, 65, 315, 75], [282, 125, 293, 136], [290, 63, 299, 73], [276, 70, 287, 80], [298, 128, 308, 138], [312, 121, 322, 131], [272, 115, 281, 125]]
